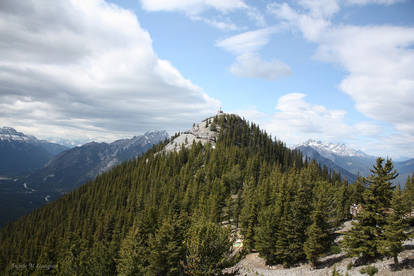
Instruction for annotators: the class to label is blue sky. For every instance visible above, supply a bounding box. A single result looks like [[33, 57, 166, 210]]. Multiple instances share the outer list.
[[0, 0, 413, 159]]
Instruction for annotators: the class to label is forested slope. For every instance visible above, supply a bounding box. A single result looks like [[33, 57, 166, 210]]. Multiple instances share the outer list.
[[0, 114, 357, 275]]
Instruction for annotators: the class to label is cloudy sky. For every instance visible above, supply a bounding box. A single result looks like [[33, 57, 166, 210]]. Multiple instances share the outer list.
[[0, 0, 413, 159]]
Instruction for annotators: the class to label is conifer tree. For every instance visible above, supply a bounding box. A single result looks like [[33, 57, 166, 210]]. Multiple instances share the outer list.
[[254, 206, 278, 264], [304, 200, 330, 267], [380, 185, 409, 266], [147, 216, 187, 276], [182, 218, 232, 276], [342, 158, 398, 263], [116, 226, 147, 276]]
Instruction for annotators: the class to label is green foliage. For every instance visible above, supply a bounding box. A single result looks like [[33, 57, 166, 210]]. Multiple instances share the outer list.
[[379, 185, 409, 266], [183, 218, 232, 276], [304, 199, 331, 266], [254, 206, 278, 264], [342, 158, 398, 262], [360, 265, 378, 275], [147, 215, 188, 275]]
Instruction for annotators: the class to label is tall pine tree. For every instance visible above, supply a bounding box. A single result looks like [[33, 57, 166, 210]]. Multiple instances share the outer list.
[[342, 158, 398, 263]]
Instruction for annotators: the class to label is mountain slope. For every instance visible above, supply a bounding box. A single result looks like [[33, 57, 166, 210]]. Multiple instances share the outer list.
[[395, 158, 414, 186], [296, 145, 357, 182], [0, 114, 352, 275], [22, 130, 169, 194], [0, 130, 168, 227], [296, 140, 414, 187], [296, 140, 377, 177], [0, 127, 67, 176]]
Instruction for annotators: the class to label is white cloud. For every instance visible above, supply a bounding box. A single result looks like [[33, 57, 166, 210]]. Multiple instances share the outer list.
[[216, 26, 291, 80], [268, 3, 331, 41], [140, 0, 265, 30], [315, 26, 414, 136], [140, 0, 247, 14], [230, 53, 291, 80], [345, 0, 404, 5], [298, 0, 340, 18], [190, 15, 239, 31], [268, 1, 414, 157], [0, 0, 220, 141], [237, 93, 382, 147], [216, 27, 280, 54]]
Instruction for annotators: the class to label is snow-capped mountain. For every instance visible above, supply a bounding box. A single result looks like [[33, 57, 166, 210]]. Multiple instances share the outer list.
[[296, 139, 414, 186], [0, 127, 36, 142], [0, 127, 68, 176], [295, 139, 377, 179], [298, 139, 369, 159], [295, 145, 357, 182]]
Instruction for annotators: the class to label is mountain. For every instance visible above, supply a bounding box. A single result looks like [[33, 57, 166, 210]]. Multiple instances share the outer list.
[[296, 145, 357, 182], [0, 114, 355, 275], [296, 140, 414, 186], [297, 139, 377, 177], [23, 130, 169, 194], [395, 158, 414, 186], [0, 130, 169, 226], [0, 127, 68, 177]]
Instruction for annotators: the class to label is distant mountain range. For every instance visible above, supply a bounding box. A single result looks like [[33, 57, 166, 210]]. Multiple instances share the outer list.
[[295, 139, 414, 186], [21, 130, 169, 194], [0, 127, 68, 177], [0, 129, 169, 226]]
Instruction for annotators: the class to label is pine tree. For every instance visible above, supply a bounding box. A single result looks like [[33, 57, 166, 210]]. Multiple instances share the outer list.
[[147, 215, 188, 275], [254, 206, 278, 264], [183, 218, 232, 276], [380, 185, 409, 266], [116, 226, 147, 276], [342, 158, 398, 263], [304, 200, 330, 267]]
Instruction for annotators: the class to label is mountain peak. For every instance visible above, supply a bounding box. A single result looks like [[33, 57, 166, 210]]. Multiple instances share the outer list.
[[0, 126, 36, 142], [298, 139, 368, 158]]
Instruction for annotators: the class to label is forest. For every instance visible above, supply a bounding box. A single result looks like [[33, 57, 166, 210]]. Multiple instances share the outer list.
[[0, 114, 413, 275]]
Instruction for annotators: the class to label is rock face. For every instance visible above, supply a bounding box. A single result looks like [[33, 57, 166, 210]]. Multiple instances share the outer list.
[[164, 115, 221, 152]]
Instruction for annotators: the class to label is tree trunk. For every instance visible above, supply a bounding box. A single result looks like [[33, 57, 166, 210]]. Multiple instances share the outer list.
[[394, 255, 399, 266]]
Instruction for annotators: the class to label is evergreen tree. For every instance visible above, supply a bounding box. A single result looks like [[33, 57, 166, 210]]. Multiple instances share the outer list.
[[380, 185, 409, 266], [342, 158, 398, 263], [304, 200, 330, 267], [183, 218, 232, 276], [147, 215, 188, 275], [254, 206, 278, 264]]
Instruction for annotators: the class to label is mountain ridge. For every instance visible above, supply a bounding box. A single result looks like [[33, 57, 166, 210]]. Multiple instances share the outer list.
[[0, 127, 68, 176]]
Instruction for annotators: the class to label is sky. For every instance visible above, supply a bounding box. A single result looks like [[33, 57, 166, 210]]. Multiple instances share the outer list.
[[0, 0, 413, 159]]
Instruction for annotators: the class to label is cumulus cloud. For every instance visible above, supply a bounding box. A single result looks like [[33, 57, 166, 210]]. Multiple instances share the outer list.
[[268, 1, 414, 157], [0, 0, 220, 141], [230, 54, 291, 80], [236, 93, 389, 154]]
